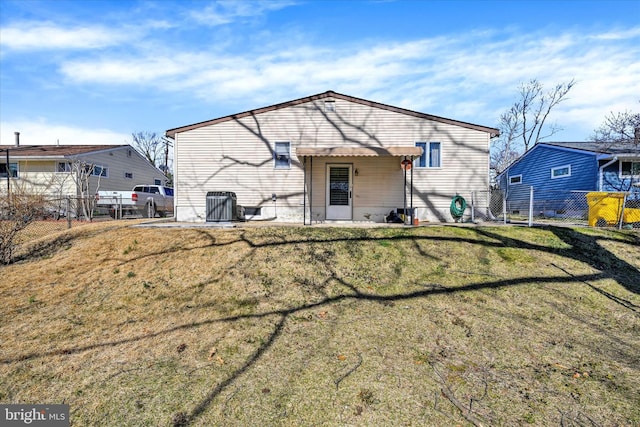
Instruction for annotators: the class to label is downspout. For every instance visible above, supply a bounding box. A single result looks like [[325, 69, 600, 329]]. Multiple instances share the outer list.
[[599, 156, 618, 191]]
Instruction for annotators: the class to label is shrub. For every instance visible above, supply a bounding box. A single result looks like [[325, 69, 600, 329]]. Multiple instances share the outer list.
[[0, 191, 47, 264]]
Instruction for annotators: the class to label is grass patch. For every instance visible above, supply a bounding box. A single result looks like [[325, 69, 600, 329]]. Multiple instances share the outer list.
[[1, 223, 639, 426]]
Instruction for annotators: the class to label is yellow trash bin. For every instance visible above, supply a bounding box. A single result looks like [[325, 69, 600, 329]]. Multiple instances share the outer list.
[[586, 192, 625, 227], [623, 206, 640, 224]]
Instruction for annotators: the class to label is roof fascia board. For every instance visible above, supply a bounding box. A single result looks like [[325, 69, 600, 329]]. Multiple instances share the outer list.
[[537, 143, 599, 156]]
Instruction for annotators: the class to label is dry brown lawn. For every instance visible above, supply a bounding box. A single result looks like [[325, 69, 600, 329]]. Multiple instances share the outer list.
[[1, 221, 639, 426]]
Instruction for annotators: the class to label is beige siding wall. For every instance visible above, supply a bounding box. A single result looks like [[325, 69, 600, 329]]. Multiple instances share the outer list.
[[175, 97, 490, 222], [1, 147, 168, 199], [1, 160, 76, 196]]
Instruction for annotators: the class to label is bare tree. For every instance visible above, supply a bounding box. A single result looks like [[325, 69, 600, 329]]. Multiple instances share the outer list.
[[491, 78, 575, 174], [590, 107, 640, 193], [70, 159, 102, 221], [131, 131, 169, 167], [491, 111, 522, 175], [131, 131, 163, 166], [590, 108, 640, 148]]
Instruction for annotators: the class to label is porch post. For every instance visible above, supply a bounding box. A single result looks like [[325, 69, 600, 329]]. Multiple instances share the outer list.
[[303, 156, 307, 225], [310, 156, 313, 224], [403, 156, 407, 225], [410, 156, 414, 225]]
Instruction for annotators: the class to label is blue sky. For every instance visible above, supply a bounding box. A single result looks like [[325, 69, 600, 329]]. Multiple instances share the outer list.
[[1, 0, 639, 147]]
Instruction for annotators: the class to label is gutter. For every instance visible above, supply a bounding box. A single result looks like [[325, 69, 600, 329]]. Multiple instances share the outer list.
[[598, 156, 618, 191]]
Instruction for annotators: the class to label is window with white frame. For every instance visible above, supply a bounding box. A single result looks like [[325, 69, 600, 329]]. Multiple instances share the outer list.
[[551, 165, 571, 179], [274, 142, 291, 169], [0, 162, 18, 178], [621, 161, 640, 177], [509, 174, 522, 185], [324, 101, 335, 112], [154, 178, 162, 185], [57, 162, 72, 173], [415, 142, 441, 168], [89, 165, 108, 177]]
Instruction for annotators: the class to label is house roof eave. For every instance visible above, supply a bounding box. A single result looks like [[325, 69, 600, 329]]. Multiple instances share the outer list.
[[165, 90, 500, 138], [0, 144, 130, 158]]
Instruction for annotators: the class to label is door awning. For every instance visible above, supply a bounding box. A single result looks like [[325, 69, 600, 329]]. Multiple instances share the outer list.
[[296, 146, 423, 158]]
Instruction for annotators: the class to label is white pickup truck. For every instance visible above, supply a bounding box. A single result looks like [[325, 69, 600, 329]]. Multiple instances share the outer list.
[[96, 185, 174, 219]]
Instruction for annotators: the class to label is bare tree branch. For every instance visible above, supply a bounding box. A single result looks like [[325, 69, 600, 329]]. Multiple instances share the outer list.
[[131, 131, 164, 167], [491, 78, 575, 174], [590, 107, 640, 148], [69, 158, 102, 221]]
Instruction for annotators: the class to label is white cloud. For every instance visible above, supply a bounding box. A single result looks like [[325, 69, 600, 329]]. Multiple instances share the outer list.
[[60, 55, 188, 84], [188, 0, 299, 26], [1, 120, 130, 146], [53, 24, 639, 140], [589, 27, 640, 41], [6, 10, 638, 142], [0, 22, 132, 51]]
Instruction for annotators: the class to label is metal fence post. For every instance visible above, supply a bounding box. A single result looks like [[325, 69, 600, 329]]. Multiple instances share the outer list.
[[471, 191, 475, 223], [528, 186, 534, 227], [66, 197, 72, 229], [502, 191, 507, 224], [618, 193, 627, 230]]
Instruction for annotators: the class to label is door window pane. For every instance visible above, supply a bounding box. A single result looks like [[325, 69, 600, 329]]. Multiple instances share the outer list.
[[329, 167, 349, 206]]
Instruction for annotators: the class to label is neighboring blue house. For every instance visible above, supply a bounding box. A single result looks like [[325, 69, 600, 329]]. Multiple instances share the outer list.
[[496, 142, 640, 214]]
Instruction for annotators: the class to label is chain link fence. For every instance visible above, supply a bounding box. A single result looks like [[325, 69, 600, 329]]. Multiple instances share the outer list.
[[473, 187, 640, 229], [1, 193, 146, 263], [2, 194, 125, 244]]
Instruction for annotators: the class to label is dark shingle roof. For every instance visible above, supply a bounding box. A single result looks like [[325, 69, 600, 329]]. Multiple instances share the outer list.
[[0, 145, 127, 157], [542, 141, 640, 156]]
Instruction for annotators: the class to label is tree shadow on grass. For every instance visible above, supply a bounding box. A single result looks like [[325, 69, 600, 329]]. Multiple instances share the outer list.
[[3, 225, 639, 426], [473, 226, 640, 294], [11, 233, 75, 263]]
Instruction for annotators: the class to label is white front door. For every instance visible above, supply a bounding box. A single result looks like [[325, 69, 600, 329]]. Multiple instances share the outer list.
[[326, 164, 352, 220]]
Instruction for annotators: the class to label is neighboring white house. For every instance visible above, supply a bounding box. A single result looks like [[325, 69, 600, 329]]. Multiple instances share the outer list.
[[166, 91, 499, 224], [0, 144, 168, 198]]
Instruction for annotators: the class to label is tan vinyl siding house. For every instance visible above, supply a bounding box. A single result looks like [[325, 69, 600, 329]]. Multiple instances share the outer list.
[[0, 144, 168, 197], [166, 91, 498, 223]]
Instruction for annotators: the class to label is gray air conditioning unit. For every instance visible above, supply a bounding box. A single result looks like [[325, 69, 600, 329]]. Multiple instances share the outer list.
[[206, 191, 238, 222]]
